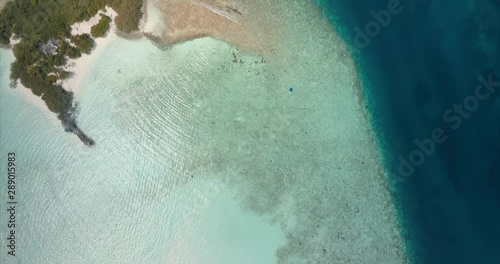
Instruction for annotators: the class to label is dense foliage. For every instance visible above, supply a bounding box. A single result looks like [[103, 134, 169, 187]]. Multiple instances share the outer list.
[[0, 0, 143, 45], [0, 0, 143, 117], [91, 15, 111, 38], [10, 39, 70, 113], [113, 0, 143, 33], [71, 34, 95, 54]]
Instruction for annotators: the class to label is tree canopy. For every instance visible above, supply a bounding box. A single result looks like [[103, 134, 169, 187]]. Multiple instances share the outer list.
[[91, 15, 111, 38], [0, 0, 143, 117], [71, 34, 95, 54]]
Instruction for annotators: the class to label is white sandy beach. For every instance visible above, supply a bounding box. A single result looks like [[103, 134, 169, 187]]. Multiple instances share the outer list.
[[62, 6, 119, 98]]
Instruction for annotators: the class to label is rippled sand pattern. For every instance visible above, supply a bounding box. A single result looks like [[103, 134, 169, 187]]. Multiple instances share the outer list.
[[137, 0, 409, 262]]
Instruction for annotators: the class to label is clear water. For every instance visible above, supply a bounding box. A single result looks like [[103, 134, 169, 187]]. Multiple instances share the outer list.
[[0, 2, 407, 261], [0, 40, 286, 263]]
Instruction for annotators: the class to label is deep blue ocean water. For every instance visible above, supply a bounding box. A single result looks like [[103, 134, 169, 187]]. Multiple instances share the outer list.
[[318, 0, 500, 263]]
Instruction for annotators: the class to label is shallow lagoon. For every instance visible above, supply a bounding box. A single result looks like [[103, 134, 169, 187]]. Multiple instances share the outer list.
[[0, 1, 406, 261]]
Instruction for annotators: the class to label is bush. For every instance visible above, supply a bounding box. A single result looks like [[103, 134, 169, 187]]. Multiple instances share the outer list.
[[70, 34, 94, 54], [41, 85, 69, 113], [111, 0, 143, 33], [0, 11, 13, 45], [90, 14, 111, 38], [47, 74, 57, 84], [57, 69, 71, 79], [66, 46, 81, 59], [47, 54, 66, 66]]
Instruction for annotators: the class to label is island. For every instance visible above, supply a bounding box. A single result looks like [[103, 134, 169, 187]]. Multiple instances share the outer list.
[[0, 0, 143, 145]]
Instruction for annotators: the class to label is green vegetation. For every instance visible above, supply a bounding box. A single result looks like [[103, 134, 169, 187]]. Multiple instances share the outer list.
[[113, 0, 143, 33], [71, 34, 95, 54], [10, 38, 69, 113], [0, 0, 143, 119], [91, 15, 111, 38]]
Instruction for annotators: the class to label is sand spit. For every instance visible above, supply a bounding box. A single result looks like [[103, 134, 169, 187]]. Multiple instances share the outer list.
[[154, 0, 275, 53]]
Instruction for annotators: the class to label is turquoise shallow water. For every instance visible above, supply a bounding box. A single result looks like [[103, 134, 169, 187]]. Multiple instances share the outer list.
[[0, 40, 287, 264]]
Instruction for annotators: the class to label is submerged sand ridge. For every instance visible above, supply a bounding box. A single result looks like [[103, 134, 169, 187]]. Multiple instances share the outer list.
[[132, 0, 410, 263]]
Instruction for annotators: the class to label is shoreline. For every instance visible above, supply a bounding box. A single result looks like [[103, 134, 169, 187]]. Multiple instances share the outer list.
[[61, 6, 119, 99], [10, 2, 170, 107], [5, 6, 120, 123], [15, 80, 62, 124], [5, 0, 270, 117], [1, 48, 61, 124]]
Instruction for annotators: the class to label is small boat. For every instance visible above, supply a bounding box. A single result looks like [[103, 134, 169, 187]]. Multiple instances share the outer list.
[[288, 85, 293, 95]]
